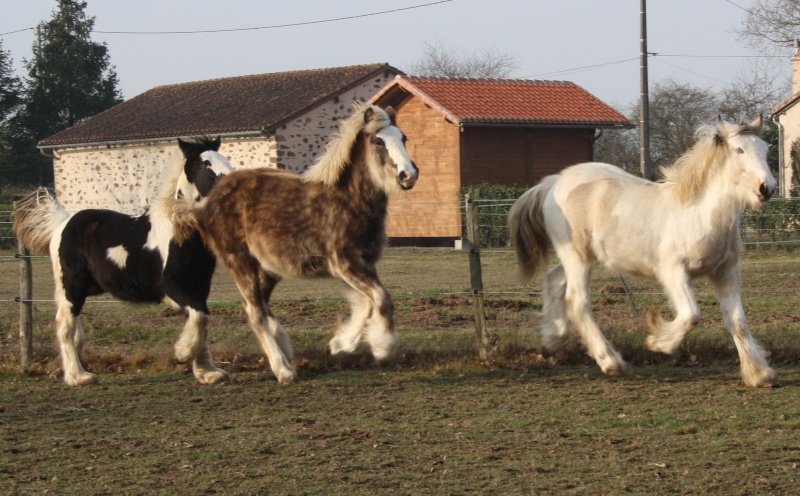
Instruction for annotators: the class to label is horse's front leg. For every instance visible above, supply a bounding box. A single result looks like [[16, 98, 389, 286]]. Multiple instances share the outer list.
[[644, 268, 700, 354], [174, 307, 230, 385], [334, 262, 398, 365], [710, 267, 778, 388], [326, 285, 371, 356]]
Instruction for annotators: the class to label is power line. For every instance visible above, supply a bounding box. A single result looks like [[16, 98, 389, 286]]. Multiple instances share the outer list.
[[522, 58, 638, 79], [95, 1, 453, 35], [0, 27, 34, 37], [0, 1, 452, 38]]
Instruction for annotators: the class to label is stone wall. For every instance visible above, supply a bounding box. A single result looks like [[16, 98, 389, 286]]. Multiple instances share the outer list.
[[275, 73, 397, 172], [52, 135, 276, 215]]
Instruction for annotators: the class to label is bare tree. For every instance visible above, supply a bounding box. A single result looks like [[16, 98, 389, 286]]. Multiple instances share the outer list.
[[407, 40, 519, 78], [719, 59, 791, 119], [736, 0, 800, 54], [647, 79, 721, 169]]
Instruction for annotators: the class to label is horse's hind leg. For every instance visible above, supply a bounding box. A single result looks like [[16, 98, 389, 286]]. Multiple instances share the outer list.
[[55, 299, 96, 386], [327, 285, 371, 356], [73, 317, 87, 359], [710, 267, 778, 388], [538, 264, 569, 356], [174, 308, 230, 385], [560, 253, 625, 376], [230, 261, 297, 385]]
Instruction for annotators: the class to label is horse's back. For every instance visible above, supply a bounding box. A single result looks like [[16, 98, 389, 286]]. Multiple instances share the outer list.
[[546, 162, 664, 275], [59, 209, 164, 303]]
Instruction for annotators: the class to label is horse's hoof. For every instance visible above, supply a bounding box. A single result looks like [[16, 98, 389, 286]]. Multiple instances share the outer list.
[[197, 369, 230, 385], [66, 373, 97, 386], [278, 374, 298, 386]]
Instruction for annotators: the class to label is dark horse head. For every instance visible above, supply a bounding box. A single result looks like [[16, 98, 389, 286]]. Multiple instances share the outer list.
[[175, 136, 234, 201]]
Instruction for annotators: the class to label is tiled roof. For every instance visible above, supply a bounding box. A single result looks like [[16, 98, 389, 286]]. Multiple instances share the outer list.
[[772, 91, 800, 116], [371, 76, 631, 127], [39, 63, 400, 147]]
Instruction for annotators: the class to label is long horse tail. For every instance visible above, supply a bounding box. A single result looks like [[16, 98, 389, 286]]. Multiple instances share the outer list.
[[12, 187, 70, 255], [507, 175, 558, 282], [169, 197, 205, 245]]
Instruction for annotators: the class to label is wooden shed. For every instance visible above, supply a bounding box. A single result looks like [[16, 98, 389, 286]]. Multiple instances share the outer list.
[[38, 63, 401, 214], [371, 76, 632, 244]]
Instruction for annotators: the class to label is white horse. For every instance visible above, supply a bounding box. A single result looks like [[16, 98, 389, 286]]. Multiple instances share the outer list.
[[507, 116, 779, 387]]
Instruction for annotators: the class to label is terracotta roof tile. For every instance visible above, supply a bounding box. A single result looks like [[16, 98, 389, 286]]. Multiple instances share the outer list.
[[371, 76, 631, 127], [40, 63, 400, 147]]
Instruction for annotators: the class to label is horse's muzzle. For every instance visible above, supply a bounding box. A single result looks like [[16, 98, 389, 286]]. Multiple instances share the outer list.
[[398, 162, 419, 190], [758, 182, 775, 202]]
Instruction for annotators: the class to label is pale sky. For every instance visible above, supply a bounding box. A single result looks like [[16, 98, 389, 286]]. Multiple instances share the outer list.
[[0, 0, 792, 112]]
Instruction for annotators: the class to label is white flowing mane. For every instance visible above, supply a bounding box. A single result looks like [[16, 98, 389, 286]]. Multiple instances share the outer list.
[[302, 104, 392, 187], [660, 121, 758, 204]]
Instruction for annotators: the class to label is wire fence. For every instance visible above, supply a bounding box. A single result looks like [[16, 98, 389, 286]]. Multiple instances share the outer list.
[[2, 196, 800, 310]]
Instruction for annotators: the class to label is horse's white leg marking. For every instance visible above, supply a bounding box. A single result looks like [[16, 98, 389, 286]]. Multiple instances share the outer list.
[[559, 249, 625, 376], [174, 308, 230, 384], [711, 268, 778, 387], [55, 298, 96, 386], [267, 311, 294, 362], [327, 285, 371, 355], [538, 264, 569, 356], [363, 283, 398, 365], [334, 268, 398, 365], [644, 268, 700, 354], [105, 245, 128, 269], [51, 251, 95, 386], [243, 297, 297, 385]]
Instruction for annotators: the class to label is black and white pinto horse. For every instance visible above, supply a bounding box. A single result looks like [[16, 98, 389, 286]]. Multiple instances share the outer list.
[[13, 137, 234, 386]]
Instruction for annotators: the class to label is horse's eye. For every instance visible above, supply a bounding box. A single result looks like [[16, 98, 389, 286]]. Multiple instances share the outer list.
[[372, 137, 385, 147], [735, 148, 744, 155]]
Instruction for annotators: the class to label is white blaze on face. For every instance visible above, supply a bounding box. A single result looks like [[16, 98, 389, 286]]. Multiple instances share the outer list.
[[376, 125, 417, 190], [174, 150, 235, 201], [201, 150, 234, 176], [106, 245, 129, 269]]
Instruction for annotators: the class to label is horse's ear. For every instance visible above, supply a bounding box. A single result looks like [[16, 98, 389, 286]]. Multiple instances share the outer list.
[[364, 106, 375, 124], [385, 106, 397, 125], [212, 135, 221, 151], [177, 138, 192, 157]]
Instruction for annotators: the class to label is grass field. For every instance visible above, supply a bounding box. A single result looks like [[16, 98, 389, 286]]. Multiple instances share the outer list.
[[1, 247, 800, 494]]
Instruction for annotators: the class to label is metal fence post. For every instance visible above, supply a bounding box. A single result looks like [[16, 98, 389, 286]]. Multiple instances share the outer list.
[[465, 189, 497, 361]]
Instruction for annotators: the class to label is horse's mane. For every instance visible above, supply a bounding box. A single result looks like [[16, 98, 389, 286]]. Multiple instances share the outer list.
[[660, 119, 759, 204], [302, 104, 392, 187]]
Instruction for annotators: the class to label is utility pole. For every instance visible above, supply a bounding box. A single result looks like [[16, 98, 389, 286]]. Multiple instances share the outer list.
[[639, 0, 652, 179]]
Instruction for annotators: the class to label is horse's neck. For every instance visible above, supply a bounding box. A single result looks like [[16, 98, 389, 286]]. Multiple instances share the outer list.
[[670, 170, 742, 234]]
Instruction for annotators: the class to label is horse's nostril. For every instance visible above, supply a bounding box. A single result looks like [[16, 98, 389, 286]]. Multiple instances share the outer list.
[[399, 171, 409, 181], [759, 183, 773, 199]]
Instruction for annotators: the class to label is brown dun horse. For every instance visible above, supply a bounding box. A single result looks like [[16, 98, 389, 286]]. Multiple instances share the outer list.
[[172, 104, 419, 384]]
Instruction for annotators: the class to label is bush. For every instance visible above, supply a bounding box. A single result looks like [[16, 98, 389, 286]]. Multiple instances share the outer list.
[[459, 183, 527, 248]]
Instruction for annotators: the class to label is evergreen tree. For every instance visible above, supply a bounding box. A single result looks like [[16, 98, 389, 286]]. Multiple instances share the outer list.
[[0, 41, 23, 188], [8, 0, 122, 186]]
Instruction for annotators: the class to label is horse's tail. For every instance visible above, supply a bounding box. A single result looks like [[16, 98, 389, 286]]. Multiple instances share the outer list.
[[169, 197, 205, 245], [12, 187, 70, 255], [507, 175, 558, 282]]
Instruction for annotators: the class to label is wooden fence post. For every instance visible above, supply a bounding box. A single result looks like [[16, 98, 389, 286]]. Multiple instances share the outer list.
[[15, 203, 33, 371], [464, 189, 497, 361]]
